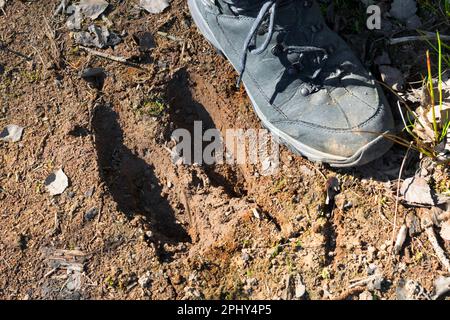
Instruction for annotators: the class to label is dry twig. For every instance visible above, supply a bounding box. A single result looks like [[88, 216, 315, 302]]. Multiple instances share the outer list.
[[79, 46, 147, 70], [348, 274, 379, 289], [390, 144, 412, 260], [421, 212, 450, 273]]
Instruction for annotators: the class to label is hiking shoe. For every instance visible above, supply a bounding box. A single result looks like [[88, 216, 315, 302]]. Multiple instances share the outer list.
[[188, 0, 395, 167]]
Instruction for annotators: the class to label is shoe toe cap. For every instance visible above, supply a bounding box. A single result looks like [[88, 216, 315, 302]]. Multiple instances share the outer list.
[[274, 85, 394, 165]]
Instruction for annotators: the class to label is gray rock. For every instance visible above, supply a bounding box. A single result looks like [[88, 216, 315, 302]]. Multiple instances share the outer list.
[[138, 271, 152, 288], [140, 0, 170, 14], [134, 31, 155, 51], [0, 124, 24, 142], [44, 169, 69, 196], [79, 0, 109, 20], [84, 207, 98, 221], [359, 290, 373, 300], [400, 176, 435, 206], [390, 0, 417, 23], [74, 25, 121, 48]]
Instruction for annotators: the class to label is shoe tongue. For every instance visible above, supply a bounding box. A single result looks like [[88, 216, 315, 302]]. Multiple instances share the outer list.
[[218, 0, 267, 14], [218, 0, 295, 17]]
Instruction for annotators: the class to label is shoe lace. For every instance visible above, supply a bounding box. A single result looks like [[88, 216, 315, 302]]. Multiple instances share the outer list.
[[236, 0, 329, 87]]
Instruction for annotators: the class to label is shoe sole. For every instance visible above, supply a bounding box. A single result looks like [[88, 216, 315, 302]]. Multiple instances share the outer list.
[[188, 0, 391, 167]]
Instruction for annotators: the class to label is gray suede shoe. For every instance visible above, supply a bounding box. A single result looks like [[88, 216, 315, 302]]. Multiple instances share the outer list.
[[188, 0, 395, 167]]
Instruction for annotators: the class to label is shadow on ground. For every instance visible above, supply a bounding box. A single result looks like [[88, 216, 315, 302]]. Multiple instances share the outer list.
[[337, 146, 419, 182], [165, 68, 249, 196], [92, 103, 191, 261]]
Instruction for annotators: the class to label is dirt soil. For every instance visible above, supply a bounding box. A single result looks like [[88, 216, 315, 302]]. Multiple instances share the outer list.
[[0, 0, 449, 300]]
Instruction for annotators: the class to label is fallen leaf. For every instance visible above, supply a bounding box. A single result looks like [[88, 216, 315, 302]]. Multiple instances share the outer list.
[[426, 104, 450, 125], [66, 5, 82, 30], [413, 107, 436, 143], [0, 124, 24, 142], [44, 169, 69, 196]]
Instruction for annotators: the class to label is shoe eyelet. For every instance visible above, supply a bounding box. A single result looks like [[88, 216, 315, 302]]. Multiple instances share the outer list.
[[271, 44, 284, 56], [301, 87, 310, 96], [303, 0, 313, 8]]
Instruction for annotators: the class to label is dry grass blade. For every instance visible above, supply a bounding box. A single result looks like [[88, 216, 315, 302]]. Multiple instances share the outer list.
[[79, 46, 149, 71], [389, 143, 412, 262]]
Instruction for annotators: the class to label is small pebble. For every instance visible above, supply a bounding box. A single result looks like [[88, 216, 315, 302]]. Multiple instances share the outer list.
[[84, 207, 98, 221], [359, 290, 373, 300]]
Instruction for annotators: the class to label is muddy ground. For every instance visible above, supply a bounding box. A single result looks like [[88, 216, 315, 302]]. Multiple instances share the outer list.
[[0, 0, 449, 300]]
